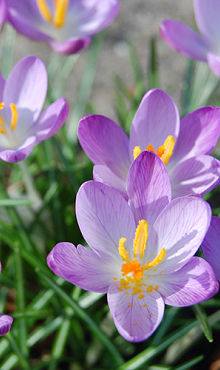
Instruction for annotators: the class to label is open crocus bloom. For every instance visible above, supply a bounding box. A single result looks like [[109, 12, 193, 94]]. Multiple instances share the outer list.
[[6, 0, 119, 54], [0, 56, 69, 162], [160, 0, 220, 78], [78, 88, 220, 199], [47, 151, 219, 342], [202, 216, 220, 281], [0, 263, 13, 336]]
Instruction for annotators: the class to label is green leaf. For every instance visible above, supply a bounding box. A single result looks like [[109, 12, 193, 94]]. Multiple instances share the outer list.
[[193, 304, 213, 342]]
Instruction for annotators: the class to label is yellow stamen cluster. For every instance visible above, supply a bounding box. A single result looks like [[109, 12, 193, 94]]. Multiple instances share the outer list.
[[117, 220, 166, 297], [37, 0, 69, 28], [133, 135, 175, 165], [0, 103, 18, 135]]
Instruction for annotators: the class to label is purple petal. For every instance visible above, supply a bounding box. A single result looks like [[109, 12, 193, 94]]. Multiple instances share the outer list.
[[107, 283, 164, 342], [0, 138, 36, 163], [129, 89, 180, 159], [33, 97, 69, 144], [207, 53, 220, 78], [47, 242, 120, 293], [73, 0, 120, 36], [156, 257, 219, 306], [127, 151, 171, 227], [76, 181, 136, 257], [0, 0, 6, 31], [160, 20, 208, 62], [147, 196, 211, 273], [194, 0, 220, 47], [0, 72, 5, 102], [0, 314, 13, 336], [170, 155, 220, 198], [7, 4, 52, 42], [78, 115, 130, 179], [4, 56, 47, 121], [50, 37, 91, 55], [202, 216, 220, 281], [93, 165, 127, 196], [170, 106, 220, 163]]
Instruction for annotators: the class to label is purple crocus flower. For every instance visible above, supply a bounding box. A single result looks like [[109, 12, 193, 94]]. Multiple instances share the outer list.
[[160, 0, 220, 78], [0, 56, 69, 162], [202, 216, 220, 281], [78, 88, 220, 199], [0, 263, 13, 336], [6, 0, 119, 55], [47, 151, 218, 342]]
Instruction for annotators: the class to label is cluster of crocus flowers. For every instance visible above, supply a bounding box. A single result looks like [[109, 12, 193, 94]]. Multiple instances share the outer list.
[[0, 263, 13, 336], [6, 0, 120, 54], [160, 0, 220, 78], [0, 56, 69, 162], [78, 88, 220, 199], [48, 152, 219, 342]]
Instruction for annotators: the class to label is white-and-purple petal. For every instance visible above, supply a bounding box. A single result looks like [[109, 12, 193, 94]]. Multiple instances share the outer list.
[[156, 257, 219, 306], [127, 151, 171, 227], [147, 196, 211, 273], [78, 115, 130, 179], [47, 242, 120, 293], [76, 181, 136, 257], [107, 283, 164, 342], [129, 89, 180, 159], [202, 216, 220, 281]]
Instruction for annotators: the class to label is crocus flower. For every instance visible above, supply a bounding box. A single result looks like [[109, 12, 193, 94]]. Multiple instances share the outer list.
[[0, 0, 6, 31], [0, 56, 69, 162], [202, 216, 220, 281], [6, 0, 120, 55], [0, 262, 13, 336], [160, 0, 220, 78], [78, 88, 220, 199], [47, 151, 218, 342]]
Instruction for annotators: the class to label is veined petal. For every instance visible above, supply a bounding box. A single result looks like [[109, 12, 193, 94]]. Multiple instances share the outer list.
[[78, 115, 130, 178], [207, 53, 220, 79], [160, 20, 208, 61], [0, 314, 13, 336], [127, 151, 171, 227], [107, 282, 164, 342], [194, 0, 220, 48], [50, 36, 91, 55], [76, 181, 136, 257], [156, 257, 219, 306], [170, 107, 220, 164], [4, 56, 47, 122], [33, 97, 69, 144], [202, 216, 220, 281], [129, 89, 180, 159], [93, 164, 127, 195], [47, 242, 119, 293], [147, 196, 211, 273], [170, 155, 220, 198]]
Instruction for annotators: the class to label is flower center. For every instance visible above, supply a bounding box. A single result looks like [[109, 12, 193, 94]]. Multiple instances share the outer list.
[[117, 220, 166, 296], [0, 103, 18, 135], [37, 0, 69, 28], [133, 135, 175, 165]]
